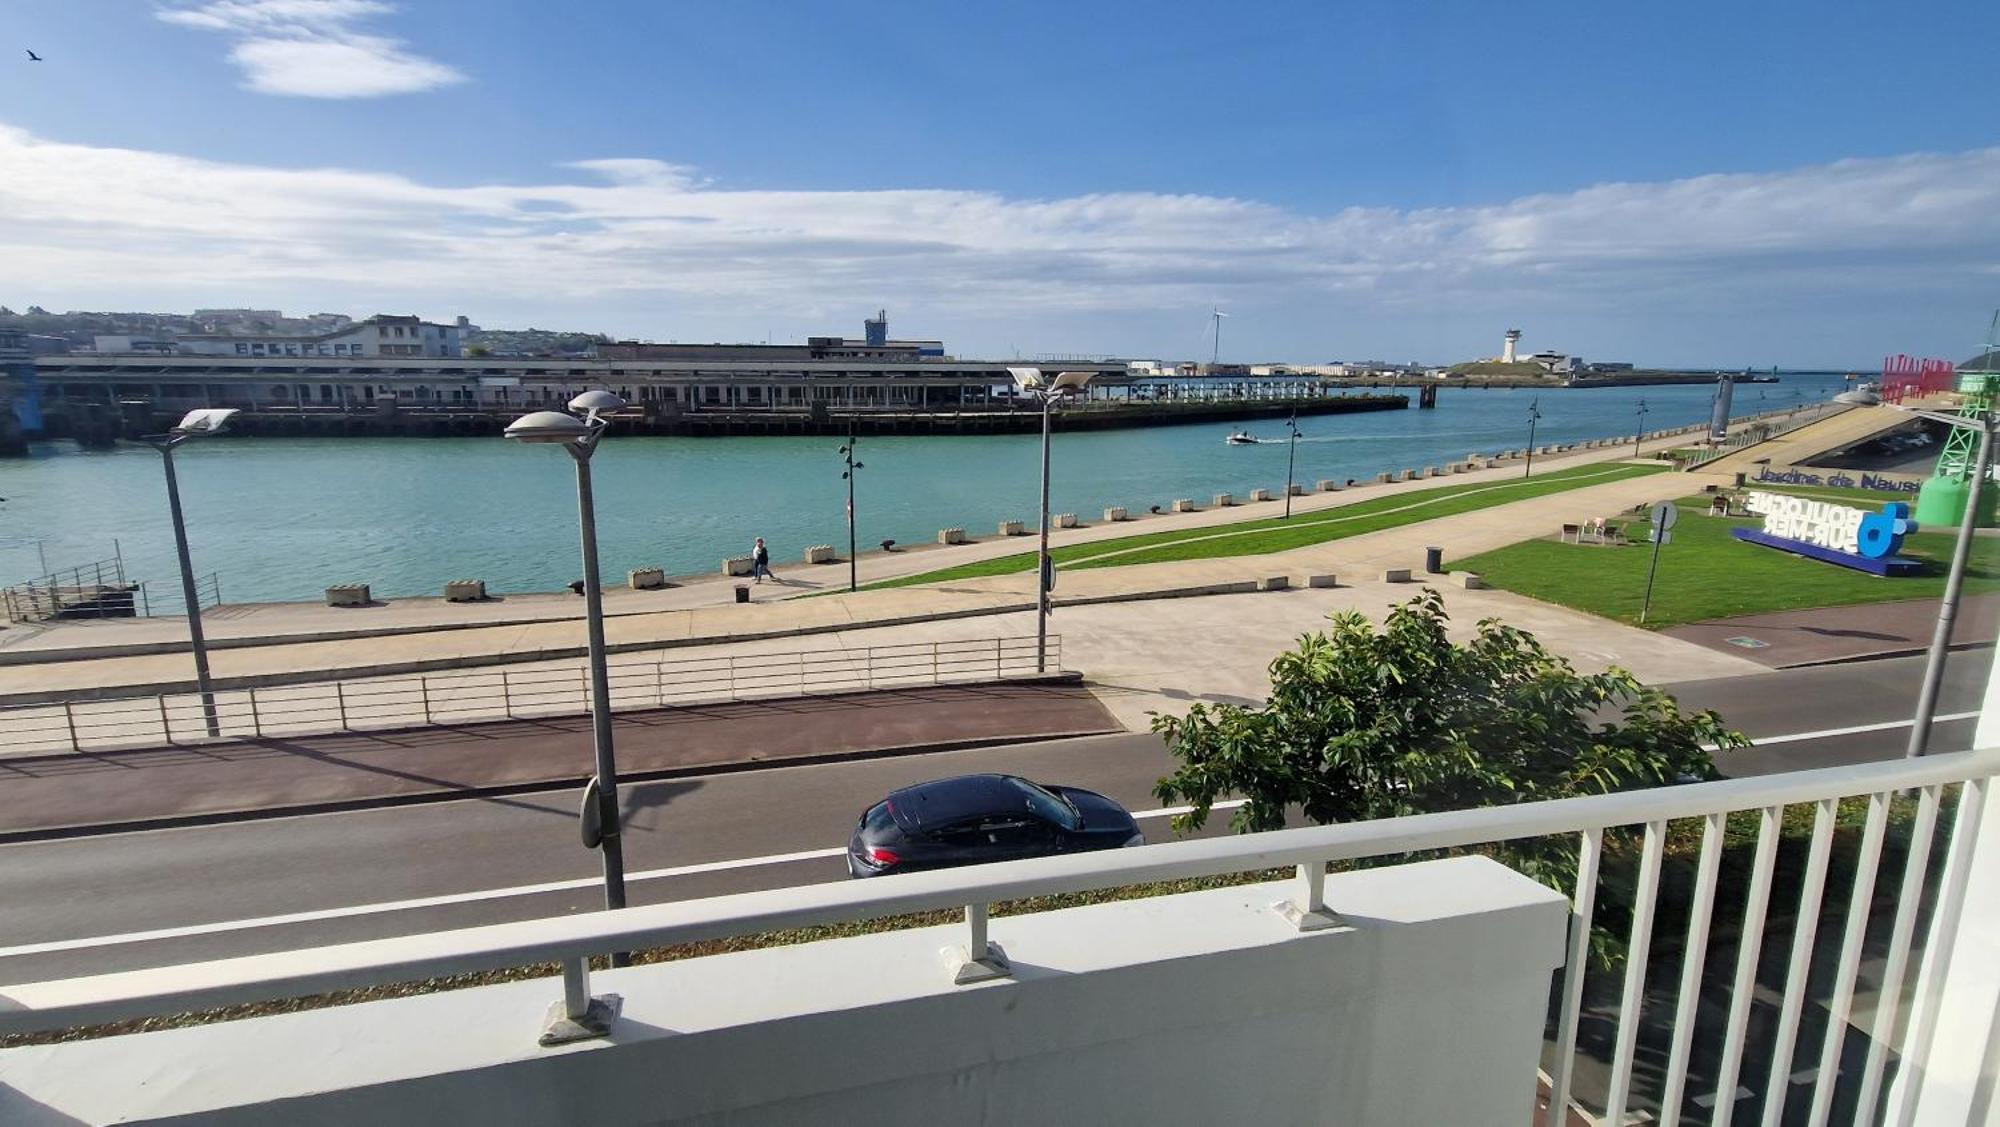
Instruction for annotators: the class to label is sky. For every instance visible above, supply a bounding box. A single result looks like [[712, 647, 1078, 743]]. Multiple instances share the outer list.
[[1, 0, 1997, 367]]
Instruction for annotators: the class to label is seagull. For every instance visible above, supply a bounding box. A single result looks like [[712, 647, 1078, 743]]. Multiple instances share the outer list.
[[26, 49, 42, 61]]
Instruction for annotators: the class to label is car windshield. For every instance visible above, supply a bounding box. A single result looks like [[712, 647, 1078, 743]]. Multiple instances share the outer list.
[[1008, 777, 1079, 830]]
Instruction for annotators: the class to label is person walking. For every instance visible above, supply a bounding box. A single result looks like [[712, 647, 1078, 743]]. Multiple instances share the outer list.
[[751, 537, 773, 584]]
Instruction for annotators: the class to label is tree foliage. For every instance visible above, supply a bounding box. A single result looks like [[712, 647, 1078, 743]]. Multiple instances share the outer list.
[[1154, 589, 1744, 836]]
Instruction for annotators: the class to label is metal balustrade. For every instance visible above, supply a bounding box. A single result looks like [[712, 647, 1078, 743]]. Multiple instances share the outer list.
[[2, 745, 1993, 1127], [0, 635, 1060, 755], [1681, 402, 1849, 470]]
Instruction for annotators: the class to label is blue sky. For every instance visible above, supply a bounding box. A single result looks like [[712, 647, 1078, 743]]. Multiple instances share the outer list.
[[2, 1, 1997, 366]]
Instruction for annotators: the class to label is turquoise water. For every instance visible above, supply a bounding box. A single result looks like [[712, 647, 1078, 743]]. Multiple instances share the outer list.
[[0, 378, 1845, 602]]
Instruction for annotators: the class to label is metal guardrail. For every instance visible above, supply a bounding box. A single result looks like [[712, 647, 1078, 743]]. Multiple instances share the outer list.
[[2, 561, 220, 624], [1680, 402, 1848, 470], [1, 744, 1991, 1127], [0, 635, 1062, 756]]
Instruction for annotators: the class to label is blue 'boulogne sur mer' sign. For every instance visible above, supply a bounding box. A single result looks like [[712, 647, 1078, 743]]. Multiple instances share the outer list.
[[1730, 491, 1923, 576]]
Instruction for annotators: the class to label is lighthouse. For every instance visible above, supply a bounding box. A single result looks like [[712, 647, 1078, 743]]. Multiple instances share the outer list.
[[1502, 329, 1522, 365]]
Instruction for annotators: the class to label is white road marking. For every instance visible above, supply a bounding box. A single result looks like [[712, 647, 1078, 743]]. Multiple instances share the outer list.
[[1733, 710, 1980, 748], [0, 799, 1251, 958]]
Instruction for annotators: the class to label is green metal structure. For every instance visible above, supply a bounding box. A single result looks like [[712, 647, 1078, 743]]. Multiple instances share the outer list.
[[1914, 312, 2000, 527]]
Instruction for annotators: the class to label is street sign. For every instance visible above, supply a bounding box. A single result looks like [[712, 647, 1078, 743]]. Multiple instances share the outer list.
[[1640, 505, 1675, 624], [1651, 502, 1679, 531]]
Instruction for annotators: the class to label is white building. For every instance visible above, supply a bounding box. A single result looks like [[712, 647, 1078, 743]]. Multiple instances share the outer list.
[[174, 314, 462, 359]]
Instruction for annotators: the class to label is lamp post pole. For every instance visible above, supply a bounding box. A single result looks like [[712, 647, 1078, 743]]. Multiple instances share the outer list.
[[1908, 412, 1994, 757], [1633, 399, 1649, 459], [1283, 410, 1300, 519], [841, 434, 862, 592], [1524, 399, 1541, 478], [152, 435, 220, 738], [1037, 391, 1054, 673]]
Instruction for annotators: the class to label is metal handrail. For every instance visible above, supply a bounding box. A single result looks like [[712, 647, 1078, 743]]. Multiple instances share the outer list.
[[3, 745, 1994, 1044], [0, 635, 1063, 755], [1681, 402, 1847, 470]]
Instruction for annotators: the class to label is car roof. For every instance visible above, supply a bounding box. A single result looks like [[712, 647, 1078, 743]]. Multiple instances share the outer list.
[[885, 774, 1027, 832]]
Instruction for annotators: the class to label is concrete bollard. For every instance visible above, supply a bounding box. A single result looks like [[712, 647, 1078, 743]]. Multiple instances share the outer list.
[[1055, 513, 1078, 529], [325, 583, 371, 607], [1307, 573, 1338, 588], [1172, 499, 1198, 513], [1104, 506, 1128, 522], [998, 520, 1026, 537], [1249, 488, 1273, 502], [1382, 568, 1412, 583], [627, 568, 666, 590], [1375, 472, 1393, 484], [1256, 575, 1289, 591], [1317, 479, 1340, 492], [1484, 459, 1501, 469], [938, 528, 967, 545], [1453, 572, 1488, 590], [1288, 483, 1305, 496], [1213, 493, 1235, 507], [444, 578, 488, 602], [1398, 469, 1416, 482], [803, 545, 836, 564], [722, 556, 755, 577]]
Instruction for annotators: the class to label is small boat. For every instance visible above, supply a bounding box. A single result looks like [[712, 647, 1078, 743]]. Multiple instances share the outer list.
[[1225, 431, 1258, 445]]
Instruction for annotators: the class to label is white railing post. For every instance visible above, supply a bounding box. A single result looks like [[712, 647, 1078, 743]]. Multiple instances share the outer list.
[[157, 695, 173, 745], [1852, 785, 1943, 1124], [419, 676, 432, 725], [941, 902, 1010, 985], [334, 682, 348, 731], [1603, 820, 1666, 1127], [1807, 791, 1890, 1127], [247, 688, 261, 736], [1712, 806, 1784, 1127], [1279, 861, 1339, 932], [62, 701, 79, 753], [1545, 828, 1603, 1127], [502, 669, 513, 718], [1658, 812, 1725, 1127], [1761, 798, 1839, 1127], [537, 955, 620, 1046]]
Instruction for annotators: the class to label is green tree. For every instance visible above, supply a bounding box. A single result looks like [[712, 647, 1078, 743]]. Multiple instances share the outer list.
[[1154, 589, 1743, 872]]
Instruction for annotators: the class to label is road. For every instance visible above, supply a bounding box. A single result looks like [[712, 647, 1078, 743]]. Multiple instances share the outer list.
[[0, 650, 1986, 983]]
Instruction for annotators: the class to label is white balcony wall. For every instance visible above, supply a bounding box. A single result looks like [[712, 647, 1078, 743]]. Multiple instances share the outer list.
[[0, 856, 1565, 1126]]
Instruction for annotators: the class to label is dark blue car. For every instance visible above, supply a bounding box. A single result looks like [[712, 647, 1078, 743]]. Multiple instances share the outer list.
[[847, 773, 1144, 878]]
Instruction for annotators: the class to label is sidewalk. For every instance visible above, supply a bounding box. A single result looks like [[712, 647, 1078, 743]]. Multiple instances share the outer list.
[[1663, 593, 2000, 668], [0, 420, 1739, 666], [0, 679, 1120, 841], [0, 462, 1724, 705]]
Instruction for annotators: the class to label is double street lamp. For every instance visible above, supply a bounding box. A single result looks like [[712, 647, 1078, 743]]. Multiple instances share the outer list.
[[1633, 398, 1649, 459], [1523, 398, 1542, 478], [1283, 410, 1302, 520], [840, 434, 863, 592], [504, 390, 630, 930], [1009, 367, 1095, 673], [145, 408, 238, 738]]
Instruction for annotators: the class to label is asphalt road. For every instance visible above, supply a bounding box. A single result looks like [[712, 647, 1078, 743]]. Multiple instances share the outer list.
[[0, 650, 1986, 983]]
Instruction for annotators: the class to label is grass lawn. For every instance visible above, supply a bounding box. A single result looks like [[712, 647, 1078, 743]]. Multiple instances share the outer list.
[[867, 462, 1668, 589], [1451, 494, 2000, 628]]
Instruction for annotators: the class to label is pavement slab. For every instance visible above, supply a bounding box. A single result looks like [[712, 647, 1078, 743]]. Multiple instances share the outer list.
[[1663, 593, 2000, 668], [0, 679, 1121, 840]]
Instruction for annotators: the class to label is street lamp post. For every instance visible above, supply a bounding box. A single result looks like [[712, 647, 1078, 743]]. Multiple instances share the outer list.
[[505, 391, 630, 931], [1010, 368, 1093, 673], [1633, 398, 1649, 459], [1524, 398, 1542, 478], [1283, 410, 1301, 519], [840, 434, 863, 592], [1904, 407, 1996, 757], [143, 409, 237, 738]]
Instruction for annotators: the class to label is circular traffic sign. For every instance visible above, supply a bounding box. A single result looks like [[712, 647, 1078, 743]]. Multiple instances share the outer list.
[[1651, 502, 1680, 531]]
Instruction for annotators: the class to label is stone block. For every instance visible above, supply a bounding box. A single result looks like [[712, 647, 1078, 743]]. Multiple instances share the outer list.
[[1375, 472, 1393, 484], [1172, 499, 1198, 513], [1307, 573, 1338, 588], [938, 528, 967, 545], [722, 556, 755, 576], [1288, 483, 1305, 496], [1055, 513, 1079, 529], [1104, 506, 1128, 522], [1249, 488, 1273, 502], [1398, 469, 1416, 482], [802, 545, 836, 564], [1382, 568, 1412, 583], [998, 520, 1026, 536], [627, 568, 667, 590], [325, 583, 370, 607], [1213, 493, 1234, 507], [443, 578, 487, 602], [1454, 572, 1488, 590], [1256, 575, 1289, 591], [1316, 479, 1340, 492]]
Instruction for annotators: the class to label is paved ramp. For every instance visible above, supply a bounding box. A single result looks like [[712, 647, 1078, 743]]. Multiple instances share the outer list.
[[1700, 404, 1923, 475]]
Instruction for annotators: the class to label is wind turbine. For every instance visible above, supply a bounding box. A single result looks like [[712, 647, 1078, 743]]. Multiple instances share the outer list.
[[1209, 307, 1229, 367]]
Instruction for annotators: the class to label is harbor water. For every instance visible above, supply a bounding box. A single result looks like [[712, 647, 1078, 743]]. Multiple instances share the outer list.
[[0, 377, 1845, 603]]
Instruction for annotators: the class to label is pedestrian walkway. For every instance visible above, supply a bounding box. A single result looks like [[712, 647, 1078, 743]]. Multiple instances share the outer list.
[[0, 680, 1120, 840]]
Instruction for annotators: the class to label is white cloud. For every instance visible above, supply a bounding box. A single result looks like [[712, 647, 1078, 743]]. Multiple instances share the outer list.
[[157, 1, 464, 99], [0, 120, 1996, 362]]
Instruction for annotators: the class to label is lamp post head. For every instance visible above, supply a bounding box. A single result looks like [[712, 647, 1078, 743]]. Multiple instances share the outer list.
[[568, 389, 626, 418], [1007, 366, 1046, 393], [504, 410, 593, 444], [171, 408, 238, 437]]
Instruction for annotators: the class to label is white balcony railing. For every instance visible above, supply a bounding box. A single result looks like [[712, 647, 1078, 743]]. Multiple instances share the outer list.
[[3, 745, 1995, 1124]]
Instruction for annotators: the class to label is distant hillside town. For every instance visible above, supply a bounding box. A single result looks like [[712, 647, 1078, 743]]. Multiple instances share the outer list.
[[0, 307, 607, 360]]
